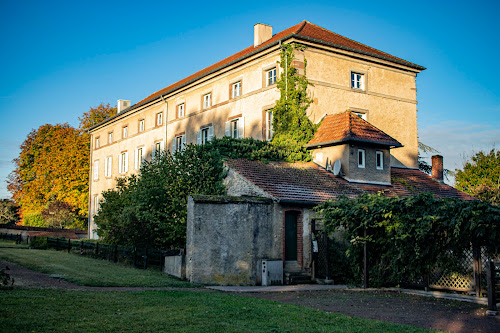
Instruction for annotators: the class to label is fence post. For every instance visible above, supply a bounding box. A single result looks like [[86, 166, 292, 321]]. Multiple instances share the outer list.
[[473, 246, 482, 296], [95, 242, 99, 256], [363, 227, 369, 289], [80, 240, 84, 255], [114, 245, 118, 263], [56, 237, 59, 251], [67, 239, 71, 253], [486, 261, 497, 312], [133, 247, 137, 268]]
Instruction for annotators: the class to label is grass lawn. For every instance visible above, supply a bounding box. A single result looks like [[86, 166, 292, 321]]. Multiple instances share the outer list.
[[0, 244, 193, 288], [0, 238, 29, 248], [0, 289, 433, 333]]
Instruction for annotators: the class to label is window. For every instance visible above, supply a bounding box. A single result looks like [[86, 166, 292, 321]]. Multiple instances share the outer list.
[[351, 72, 365, 90], [156, 112, 163, 126], [135, 147, 144, 170], [376, 151, 384, 170], [266, 67, 277, 86], [357, 149, 365, 168], [172, 135, 186, 152], [152, 140, 165, 158], [225, 117, 244, 139], [93, 195, 99, 216], [139, 119, 145, 132], [197, 126, 214, 144], [266, 111, 274, 141], [93, 161, 99, 180], [118, 151, 128, 174], [95, 137, 100, 149], [122, 126, 128, 139], [203, 93, 211, 109], [232, 81, 241, 98], [353, 111, 367, 120], [104, 156, 112, 177], [177, 103, 185, 118], [108, 132, 113, 144]]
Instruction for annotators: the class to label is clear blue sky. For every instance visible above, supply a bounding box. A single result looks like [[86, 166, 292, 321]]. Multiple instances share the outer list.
[[1, 0, 499, 198]]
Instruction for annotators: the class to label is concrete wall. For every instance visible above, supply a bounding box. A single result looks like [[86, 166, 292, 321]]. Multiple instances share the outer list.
[[186, 195, 276, 285], [164, 254, 186, 279], [346, 145, 391, 185]]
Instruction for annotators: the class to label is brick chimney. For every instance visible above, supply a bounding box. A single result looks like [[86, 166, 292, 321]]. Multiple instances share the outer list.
[[254, 23, 272, 47], [431, 155, 444, 183]]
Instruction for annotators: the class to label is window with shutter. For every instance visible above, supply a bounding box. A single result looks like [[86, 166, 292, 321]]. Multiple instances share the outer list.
[[105, 156, 112, 177], [93, 161, 99, 180]]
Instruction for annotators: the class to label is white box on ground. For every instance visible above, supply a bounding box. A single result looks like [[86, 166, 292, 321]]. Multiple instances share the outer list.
[[261, 260, 283, 286]]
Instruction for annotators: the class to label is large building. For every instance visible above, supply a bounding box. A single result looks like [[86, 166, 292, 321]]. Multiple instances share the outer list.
[[88, 21, 425, 238]]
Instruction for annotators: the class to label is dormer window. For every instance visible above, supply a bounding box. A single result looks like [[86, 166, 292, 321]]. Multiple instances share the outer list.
[[376, 151, 384, 170], [357, 149, 365, 168]]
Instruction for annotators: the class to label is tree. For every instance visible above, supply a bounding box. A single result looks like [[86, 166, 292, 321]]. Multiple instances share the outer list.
[[7, 124, 89, 225], [41, 200, 85, 229], [0, 199, 19, 224], [78, 103, 117, 131], [271, 43, 316, 161], [455, 149, 500, 205]]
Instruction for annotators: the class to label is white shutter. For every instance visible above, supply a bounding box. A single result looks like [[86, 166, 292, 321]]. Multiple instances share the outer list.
[[152, 144, 156, 158], [238, 117, 245, 138], [107, 157, 112, 177], [118, 154, 123, 174], [172, 139, 177, 153], [208, 126, 214, 142], [225, 121, 230, 137], [124, 152, 129, 173], [197, 130, 202, 145], [160, 140, 165, 151], [94, 161, 99, 180], [134, 149, 139, 170], [104, 158, 108, 177], [182, 135, 187, 150]]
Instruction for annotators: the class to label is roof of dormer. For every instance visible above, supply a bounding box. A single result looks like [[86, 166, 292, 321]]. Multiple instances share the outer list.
[[89, 21, 425, 131], [306, 111, 403, 149]]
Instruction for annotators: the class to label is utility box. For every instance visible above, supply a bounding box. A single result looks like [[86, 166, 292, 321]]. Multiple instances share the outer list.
[[261, 260, 283, 286]]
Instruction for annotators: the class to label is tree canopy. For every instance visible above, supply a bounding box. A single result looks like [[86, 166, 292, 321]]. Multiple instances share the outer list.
[[0, 199, 19, 224], [455, 149, 500, 205], [78, 103, 117, 131]]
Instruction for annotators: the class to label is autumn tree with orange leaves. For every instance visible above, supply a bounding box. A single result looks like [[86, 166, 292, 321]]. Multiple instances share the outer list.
[[7, 103, 116, 228]]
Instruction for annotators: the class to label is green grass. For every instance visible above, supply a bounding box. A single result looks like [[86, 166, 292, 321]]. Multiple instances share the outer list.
[[0, 246, 194, 287], [0, 289, 433, 333], [0, 238, 29, 248]]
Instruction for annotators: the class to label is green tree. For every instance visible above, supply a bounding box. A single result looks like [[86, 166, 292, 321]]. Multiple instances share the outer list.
[[41, 200, 85, 229], [78, 103, 117, 131], [271, 43, 316, 161], [0, 199, 19, 224], [455, 149, 500, 205]]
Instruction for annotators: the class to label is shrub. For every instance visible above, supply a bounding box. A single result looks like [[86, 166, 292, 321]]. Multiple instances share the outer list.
[[29, 236, 48, 249]]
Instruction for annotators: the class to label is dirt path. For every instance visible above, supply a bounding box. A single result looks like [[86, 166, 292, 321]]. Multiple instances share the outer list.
[[240, 289, 500, 333], [2, 258, 499, 332]]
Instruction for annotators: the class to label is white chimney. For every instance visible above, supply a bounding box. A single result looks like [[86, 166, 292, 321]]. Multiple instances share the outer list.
[[254, 23, 273, 47], [117, 99, 131, 113]]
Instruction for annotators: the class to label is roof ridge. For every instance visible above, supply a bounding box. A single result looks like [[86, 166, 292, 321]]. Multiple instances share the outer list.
[[295, 20, 308, 35]]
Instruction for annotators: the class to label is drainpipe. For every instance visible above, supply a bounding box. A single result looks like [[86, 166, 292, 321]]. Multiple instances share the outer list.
[[87, 132, 93, 239], [160, 95, 167, 150]]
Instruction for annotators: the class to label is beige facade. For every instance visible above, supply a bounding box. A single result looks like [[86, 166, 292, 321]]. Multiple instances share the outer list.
[[87, 21, 424, 238]]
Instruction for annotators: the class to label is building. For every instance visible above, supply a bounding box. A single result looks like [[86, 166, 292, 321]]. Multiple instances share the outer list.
[[88, 20, 425, 238]]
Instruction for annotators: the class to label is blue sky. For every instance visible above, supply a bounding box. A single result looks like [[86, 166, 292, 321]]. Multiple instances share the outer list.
[[1, 0, 499, 198]]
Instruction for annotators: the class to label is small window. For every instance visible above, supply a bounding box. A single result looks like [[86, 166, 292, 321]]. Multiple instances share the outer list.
[[376, 151, 384, 170], [93, 195, 99, 216], [139, 119, 145, 132], [232, 81, 241, 98], [104, 156, 112, 177], [351, 72, 365, 90], [156, 112, 163, 126], [177, 103, 185, 118], [358, 149, 365, 168], [173, 135, 186, 152], [353, 112, 367, 120], [203, 93, 211, 109], [108, 132, 113, 144], [266, 111, 274, 141], [225, 117, 244, 139], [153, 141, 162, 158], [135, 147, 144, 170], [231, 119, 239, 138], [122, 126, 128, 139], [197, 126, 214, 145], [119, 151, 128, 174], [95, 137, 100, 149], [93, 160, 99, 180], [266, 68, 277, 86]]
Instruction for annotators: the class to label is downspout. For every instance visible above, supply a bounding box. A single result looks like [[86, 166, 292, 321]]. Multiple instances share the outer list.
[[87, 132, 93, 239], [160, 94, 167, 151]]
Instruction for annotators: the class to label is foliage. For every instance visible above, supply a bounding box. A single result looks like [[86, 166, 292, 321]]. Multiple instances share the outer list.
[[455, 149, 500, 205], [206, 136, 287, 161], [22, 212, 46, 227], [316, 193, 500, 287], [7, 123, 90, 224], [78, 103, 117, 131], [0, 199, 19, 224], [29, 236, 48, 249], [95, 144, 226, 249], [417, 142, 453, 180], [0, 266, 14, 289], [41, 201, 85, 229], [271, 43, 316, 162]]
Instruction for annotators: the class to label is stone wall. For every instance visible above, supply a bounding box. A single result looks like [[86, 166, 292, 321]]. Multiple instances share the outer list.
[[186, 195, 277, 285]]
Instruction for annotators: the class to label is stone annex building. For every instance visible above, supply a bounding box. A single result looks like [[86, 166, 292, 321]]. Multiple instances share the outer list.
[[88, 21, 472, 284]]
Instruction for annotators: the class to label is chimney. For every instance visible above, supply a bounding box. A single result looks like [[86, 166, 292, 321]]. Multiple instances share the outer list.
[[117, 99, 131, 113], [431, 155, 444, 183], [254, 23, 272, 47]]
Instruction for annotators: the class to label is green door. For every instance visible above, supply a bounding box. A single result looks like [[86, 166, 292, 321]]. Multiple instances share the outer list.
[[285, 211, 298, 261]]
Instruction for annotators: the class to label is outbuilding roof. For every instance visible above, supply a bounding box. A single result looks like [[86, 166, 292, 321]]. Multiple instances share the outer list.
[[306, 111, 403, 148]]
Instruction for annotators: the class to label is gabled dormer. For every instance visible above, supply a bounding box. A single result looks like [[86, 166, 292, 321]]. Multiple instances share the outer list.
[[305, 111, 402, 185]]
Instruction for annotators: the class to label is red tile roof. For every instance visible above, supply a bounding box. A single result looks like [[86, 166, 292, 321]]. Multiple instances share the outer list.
[[225, 159, 362, 203], [306, 111, 402, 148], [226, 159, 474, 204], [87, 21, 424, 130]]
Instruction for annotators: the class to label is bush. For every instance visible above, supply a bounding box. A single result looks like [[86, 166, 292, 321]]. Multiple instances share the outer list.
[[22, 212, 45, 227], [29, 236, 48, 249]]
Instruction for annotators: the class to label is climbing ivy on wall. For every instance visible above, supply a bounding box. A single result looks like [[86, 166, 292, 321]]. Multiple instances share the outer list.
[[271, 43, 317, 162]]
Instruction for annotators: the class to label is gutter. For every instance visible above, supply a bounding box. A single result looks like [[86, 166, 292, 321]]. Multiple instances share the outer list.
[[305, 137, 403, 149]]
